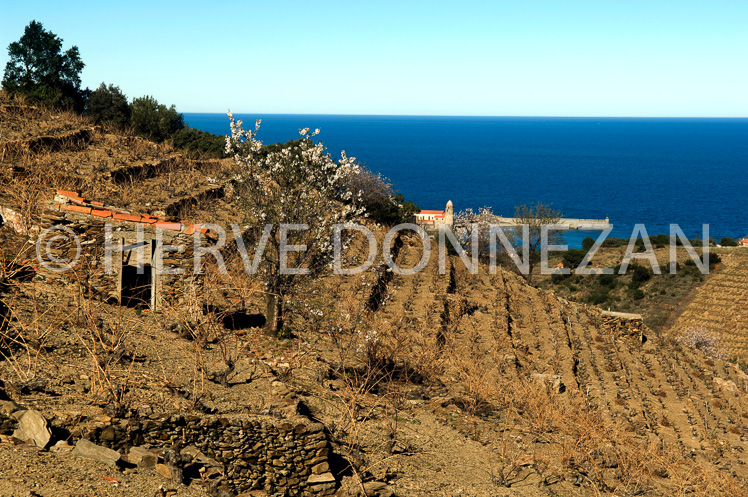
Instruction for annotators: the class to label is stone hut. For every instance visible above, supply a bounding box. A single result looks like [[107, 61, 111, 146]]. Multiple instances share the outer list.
[[32, 190, 219, 310]]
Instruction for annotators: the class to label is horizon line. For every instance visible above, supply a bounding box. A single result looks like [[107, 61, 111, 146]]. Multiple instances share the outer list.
[[181, 111, 748, 119]]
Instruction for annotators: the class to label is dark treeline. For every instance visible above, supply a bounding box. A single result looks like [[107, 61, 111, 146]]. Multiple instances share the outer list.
[[1, 20, 229, 158]]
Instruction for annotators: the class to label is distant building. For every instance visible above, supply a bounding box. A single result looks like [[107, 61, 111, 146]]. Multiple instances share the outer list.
[[739, 237, 748, 247], [415, 200, 454, 232]]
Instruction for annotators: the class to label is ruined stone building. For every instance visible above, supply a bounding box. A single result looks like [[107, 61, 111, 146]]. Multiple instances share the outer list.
[[31, 190, 220, 310]]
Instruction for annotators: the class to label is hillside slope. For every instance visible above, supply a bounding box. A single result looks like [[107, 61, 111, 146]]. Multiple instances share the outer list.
[[1, 98, 747, 496], [669, 250, 748, 361]]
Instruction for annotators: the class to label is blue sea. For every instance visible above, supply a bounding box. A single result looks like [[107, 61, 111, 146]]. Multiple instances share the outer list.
[[184, 113, 748, 248]]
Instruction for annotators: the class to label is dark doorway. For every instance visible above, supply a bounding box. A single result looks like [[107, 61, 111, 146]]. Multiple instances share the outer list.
[[121, 264, 152, 308], [222, 311, 266, 330]]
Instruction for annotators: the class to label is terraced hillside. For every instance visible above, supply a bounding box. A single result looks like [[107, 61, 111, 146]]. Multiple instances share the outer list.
[[0, 94, 234, 235], [669, 250, 748, 361], [302, 235, 748, 495]]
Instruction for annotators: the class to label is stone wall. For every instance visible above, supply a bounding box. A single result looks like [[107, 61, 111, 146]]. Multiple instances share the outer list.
[[600, 310, 645, 341], [0, 405, 337, 496], [82, 413, 336, 496]]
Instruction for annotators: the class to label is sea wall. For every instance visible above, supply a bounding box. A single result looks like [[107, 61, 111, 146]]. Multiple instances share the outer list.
[[494, 217, 611, 230]]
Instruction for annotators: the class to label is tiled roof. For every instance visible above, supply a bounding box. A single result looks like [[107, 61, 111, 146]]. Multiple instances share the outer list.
[[54, 190, 217, 240]]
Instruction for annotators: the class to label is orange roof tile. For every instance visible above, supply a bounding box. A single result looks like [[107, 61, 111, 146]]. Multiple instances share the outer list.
[[418, 210, 445, 215], [51, 190, 216, 238], [113, 213, 142, 223], [154, 221, 182, 231], [63, 204, 92, 214]]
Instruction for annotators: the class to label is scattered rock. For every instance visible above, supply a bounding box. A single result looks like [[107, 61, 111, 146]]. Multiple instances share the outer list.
[[271, 380, 291, 397], [714, 377, 738, 394], [307, 472, 336, 485], [0, 434, 13, 444], [128, 446, 158, 468], [161, 448, 184, 484], [73, 439, 121, 466], [0, 399, 20, 416], [155, 463, 172, 479], [51, 440, 74, 452], [309, 471, 335, 482], [430, 396, 452, 407], [12, 409, 51, 448], [363, 481, 395, 497]]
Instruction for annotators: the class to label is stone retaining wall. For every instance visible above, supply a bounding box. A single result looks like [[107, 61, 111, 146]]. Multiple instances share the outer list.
[[0, 406, 337, 496], [83, 414, 336, 495]]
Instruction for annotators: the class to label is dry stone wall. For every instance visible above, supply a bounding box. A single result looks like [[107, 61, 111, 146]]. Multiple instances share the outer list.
[[0, 405, 337, 496], [83, 413, 336, 495]]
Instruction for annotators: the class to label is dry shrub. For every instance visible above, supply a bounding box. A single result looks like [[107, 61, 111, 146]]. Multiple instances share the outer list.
[[72, 290, 141, 416], [0, 288, 60, 382], [161, 254, 268, 392]]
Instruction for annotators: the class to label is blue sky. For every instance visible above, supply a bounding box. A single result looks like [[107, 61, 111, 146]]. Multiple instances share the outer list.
[[1, 1, 747, 116]]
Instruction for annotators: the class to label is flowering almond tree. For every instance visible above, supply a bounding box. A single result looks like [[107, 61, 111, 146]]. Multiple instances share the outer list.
[[454, 206, 498, 258], [225, 112, 365, 336]]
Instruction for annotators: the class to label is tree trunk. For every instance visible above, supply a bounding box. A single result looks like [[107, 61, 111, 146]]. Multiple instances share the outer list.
[[264, 293, 283, 337]]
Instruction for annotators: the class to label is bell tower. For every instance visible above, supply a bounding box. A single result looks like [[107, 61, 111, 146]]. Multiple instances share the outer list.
[[445, 200, 454, 227]]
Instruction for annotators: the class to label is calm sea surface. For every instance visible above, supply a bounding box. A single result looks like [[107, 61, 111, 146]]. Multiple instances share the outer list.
[[185, 113, 748, 248]]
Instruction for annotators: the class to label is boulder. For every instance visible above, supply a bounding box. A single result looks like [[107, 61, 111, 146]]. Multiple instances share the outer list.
[[128, 446, 158, 468], [12, 409, 51, 448], [73, 439, 121, 466]]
